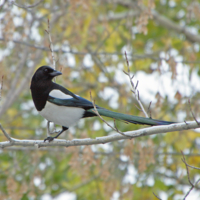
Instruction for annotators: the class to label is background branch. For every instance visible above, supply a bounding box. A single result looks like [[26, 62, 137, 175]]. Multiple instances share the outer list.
[[99, 8, 200, 43]]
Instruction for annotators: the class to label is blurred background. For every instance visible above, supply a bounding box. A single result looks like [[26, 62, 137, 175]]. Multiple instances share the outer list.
[[0, 0, 200, 199]]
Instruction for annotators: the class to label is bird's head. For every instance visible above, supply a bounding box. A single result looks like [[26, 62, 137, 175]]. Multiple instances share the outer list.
[[32, 66, 62, 82]]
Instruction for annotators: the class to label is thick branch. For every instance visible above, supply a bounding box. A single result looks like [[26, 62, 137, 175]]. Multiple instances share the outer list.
[[152, 11, 200, 43], [99, 10, 200, 43], [0, 121, 199, 148]]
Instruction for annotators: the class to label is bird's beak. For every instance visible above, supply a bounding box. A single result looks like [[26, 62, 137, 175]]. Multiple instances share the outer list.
[[49, 70, 62, 77]]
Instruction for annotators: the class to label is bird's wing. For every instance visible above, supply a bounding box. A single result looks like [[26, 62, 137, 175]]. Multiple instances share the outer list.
[[47, 95, 96, 110]]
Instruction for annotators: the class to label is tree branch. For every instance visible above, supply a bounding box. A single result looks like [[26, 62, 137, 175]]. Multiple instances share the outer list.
[[0, 121, 199, 148]]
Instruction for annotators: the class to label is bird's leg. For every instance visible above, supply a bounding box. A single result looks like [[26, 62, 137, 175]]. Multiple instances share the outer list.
[[47, 121, 60, 136], [47, 121, 51, 137], [52, 123, 57, 134], [44, 126, 68, 142]]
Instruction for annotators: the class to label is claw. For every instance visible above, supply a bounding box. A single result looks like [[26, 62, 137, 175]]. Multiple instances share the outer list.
[[44, 136, 54, 143]]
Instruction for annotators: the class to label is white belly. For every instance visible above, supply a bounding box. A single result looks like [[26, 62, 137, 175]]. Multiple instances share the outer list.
[[39, 101, 85, 127]]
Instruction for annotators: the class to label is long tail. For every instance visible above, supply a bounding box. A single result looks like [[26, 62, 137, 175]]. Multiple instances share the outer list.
[[86, 108, 175, 126]]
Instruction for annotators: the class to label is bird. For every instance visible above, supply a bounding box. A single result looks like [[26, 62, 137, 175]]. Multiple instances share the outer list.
[[30, 66, 175, 142]]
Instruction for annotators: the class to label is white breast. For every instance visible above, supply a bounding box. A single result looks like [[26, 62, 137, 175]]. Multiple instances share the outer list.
[[39, 101, 85, 127]]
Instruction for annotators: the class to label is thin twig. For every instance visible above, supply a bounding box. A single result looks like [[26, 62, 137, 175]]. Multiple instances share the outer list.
[[148, 101, 152, 118], [153, 192, 162, 200], [188, 99, 200, 125], [124, 51, 149, 118], [184, 120, 189, 125], [113, 119, 131, 139], [135, 80, 139, 90], [181, 152, 200, 170], [183, 162, 200, 170], [90, 91, 132, 138], [134, 103, 143, 112]]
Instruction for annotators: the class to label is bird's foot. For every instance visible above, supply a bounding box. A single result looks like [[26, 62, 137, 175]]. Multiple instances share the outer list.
[[44, 136, 55, 143]]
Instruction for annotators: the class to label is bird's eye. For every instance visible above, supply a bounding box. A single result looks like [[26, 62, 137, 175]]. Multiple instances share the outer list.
[[44, 68, 48, 72]]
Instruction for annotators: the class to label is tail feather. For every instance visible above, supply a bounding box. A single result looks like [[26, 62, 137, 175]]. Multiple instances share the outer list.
[[86, 108, 175, 126]]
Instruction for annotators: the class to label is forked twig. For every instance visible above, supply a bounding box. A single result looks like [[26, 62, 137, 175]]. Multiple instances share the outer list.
[[124, 51, 149, 118], [181, 151, 200, 200], [90, 92, 132, 138], [184, 179, 200, 200], [181, 151, 200, 171], [181, 151, 194, 186]]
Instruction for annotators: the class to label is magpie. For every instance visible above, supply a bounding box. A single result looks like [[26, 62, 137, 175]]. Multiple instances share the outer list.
[[30, 66, 175, 142]]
